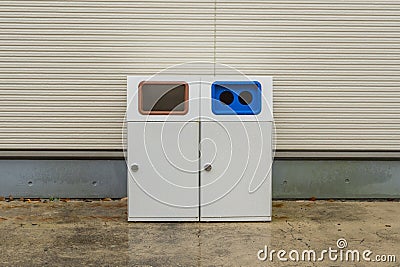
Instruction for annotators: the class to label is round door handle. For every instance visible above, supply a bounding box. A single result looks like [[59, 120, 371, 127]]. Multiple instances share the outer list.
[[130, 164, 139, 172], [204, 164, 212, 172]]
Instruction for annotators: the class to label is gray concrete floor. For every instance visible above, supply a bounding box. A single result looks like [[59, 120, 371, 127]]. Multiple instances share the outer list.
[[0, 199, 399, 267]]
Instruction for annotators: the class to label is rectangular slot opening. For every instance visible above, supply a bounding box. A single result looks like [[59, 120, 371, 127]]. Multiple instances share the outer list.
[[211, 81, 262, 115], [138, 81, 189, 115]]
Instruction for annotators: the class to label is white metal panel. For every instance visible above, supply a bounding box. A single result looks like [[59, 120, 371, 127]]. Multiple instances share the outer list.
[[0, 0, 214, 150], [200, 121, 272, 220], [128, 122, 199, 220], [216, 0, 400, 151]]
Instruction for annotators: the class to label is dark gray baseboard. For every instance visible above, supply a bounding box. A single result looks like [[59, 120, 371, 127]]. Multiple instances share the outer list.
[[0, 159, 126, 198], [0, 159, 399, 199], [273, 160, 400, 199]]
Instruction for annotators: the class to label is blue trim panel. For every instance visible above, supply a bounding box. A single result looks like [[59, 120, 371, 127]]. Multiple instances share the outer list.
[[211, 81, 262, 115]]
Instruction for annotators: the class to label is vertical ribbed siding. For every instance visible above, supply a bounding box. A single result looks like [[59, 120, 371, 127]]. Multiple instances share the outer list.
[[216, 0, 400, 150], [0, 0, 214, 150], [0, 0, 399, 153]]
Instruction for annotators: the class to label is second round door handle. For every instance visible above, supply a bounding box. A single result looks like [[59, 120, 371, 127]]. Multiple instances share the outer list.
[[204, 164, 212, 171]]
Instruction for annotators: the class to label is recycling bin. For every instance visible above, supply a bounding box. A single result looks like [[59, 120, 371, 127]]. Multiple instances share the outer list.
[[127, 75, 273, 221]]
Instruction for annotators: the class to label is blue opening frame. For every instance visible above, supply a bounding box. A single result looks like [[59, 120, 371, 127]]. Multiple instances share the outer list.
[[211, 81, 262, 115]]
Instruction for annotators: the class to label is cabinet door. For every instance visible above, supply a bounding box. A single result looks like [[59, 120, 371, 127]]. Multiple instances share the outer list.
[[128, 122, 199, 221], [200, 121, 272, 220]]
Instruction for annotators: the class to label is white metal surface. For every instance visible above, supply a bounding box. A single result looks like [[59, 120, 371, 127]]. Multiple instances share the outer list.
[[128, 122, 199, 221], [200, 121, 272, 221], [128, 75, 273, 221]]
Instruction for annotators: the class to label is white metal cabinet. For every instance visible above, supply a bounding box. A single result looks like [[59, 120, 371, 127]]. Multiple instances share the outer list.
[[200, 121, 272, 221], [127, 75, 273, 221], [128, 122, 199, 221]]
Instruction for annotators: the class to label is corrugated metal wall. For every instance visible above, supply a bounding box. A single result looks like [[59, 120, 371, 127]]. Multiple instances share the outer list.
[[0, 0, 399, 154], [217, 0, 400, 151]]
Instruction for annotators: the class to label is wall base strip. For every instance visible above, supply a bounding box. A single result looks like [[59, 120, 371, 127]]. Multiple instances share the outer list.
[[0, 159, 399, 199]]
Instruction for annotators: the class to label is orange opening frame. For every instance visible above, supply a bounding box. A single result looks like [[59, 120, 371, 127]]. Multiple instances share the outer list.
[[138, 81, 189, 115]]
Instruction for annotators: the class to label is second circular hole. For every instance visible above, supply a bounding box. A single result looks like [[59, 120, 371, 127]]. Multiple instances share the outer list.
[[238, 91, 253, 105]]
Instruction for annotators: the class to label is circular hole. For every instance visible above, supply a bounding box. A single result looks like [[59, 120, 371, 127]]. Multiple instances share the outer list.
[[28, 181, 33, 186], [92, 181, 98, 187], [238, 91, 253, 105], [283, 180, 288, 185], [219, 90, 234, 105], [345, 178, 350, 184]]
